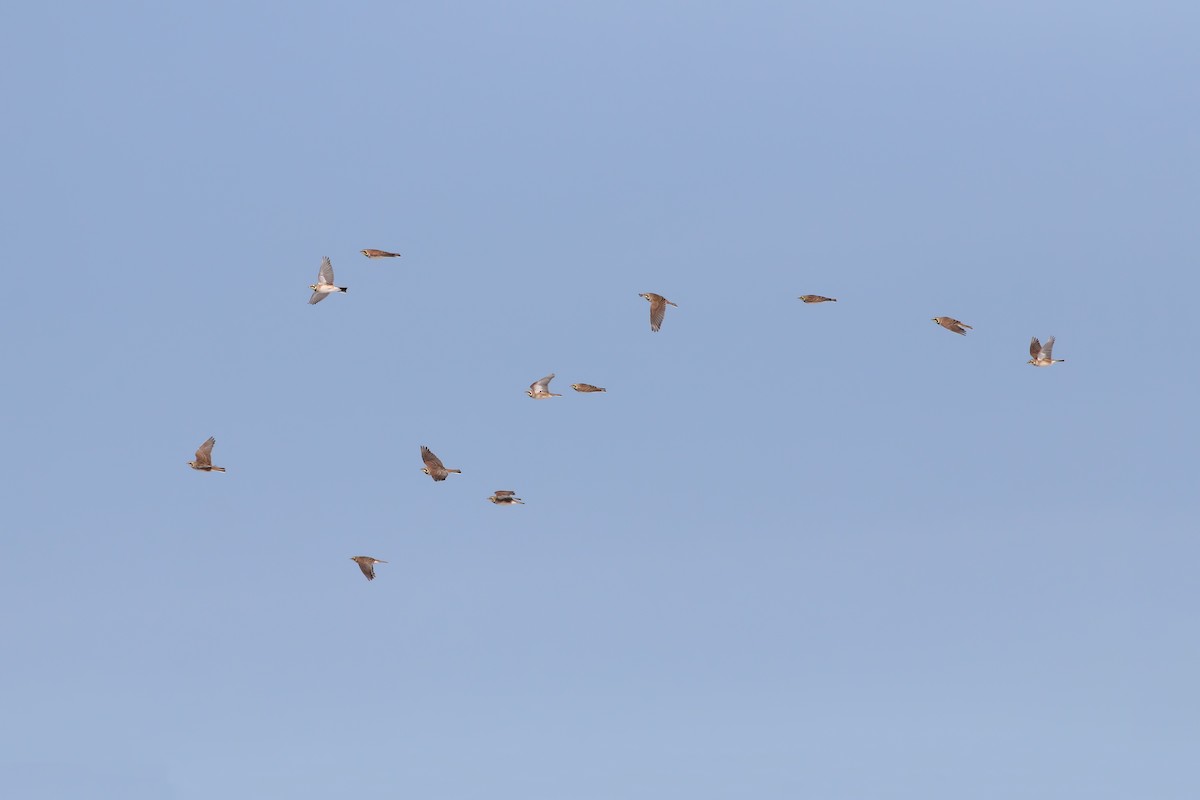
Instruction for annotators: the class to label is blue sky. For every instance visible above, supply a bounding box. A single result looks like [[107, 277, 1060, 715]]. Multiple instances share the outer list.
[[2, 2, 1198, 798]]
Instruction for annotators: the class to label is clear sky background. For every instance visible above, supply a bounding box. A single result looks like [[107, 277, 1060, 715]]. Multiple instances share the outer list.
[[2, 2, 1198, 798]]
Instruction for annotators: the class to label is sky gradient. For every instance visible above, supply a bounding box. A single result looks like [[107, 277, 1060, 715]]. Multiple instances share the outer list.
[[2, 2, 1198, 798]]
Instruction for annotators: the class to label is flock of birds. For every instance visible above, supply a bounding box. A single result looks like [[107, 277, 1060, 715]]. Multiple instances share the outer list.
[[187, 250, 1067, 582]]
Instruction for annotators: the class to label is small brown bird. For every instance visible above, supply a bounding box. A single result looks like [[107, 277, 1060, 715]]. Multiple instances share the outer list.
[[1028, 336, 1065, 367], [571, 383, 607, 393], [309, 256, 348, 304], [932, 316, 972, 335], [420, 445, 461, 481], [360, 249, 402, 258], [187, 437, 226, 472], [350, 556, 387, 581], [487, 490, 525, 505], [639, 293, 678, 332], [527, 373, 561, 399], [798, 295, 837, 303]]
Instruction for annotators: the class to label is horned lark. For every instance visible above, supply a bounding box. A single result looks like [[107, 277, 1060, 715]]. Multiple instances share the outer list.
[[527, 373, 561, 399], [932, 316, 972, 335], [1028, 336, 1065, 367], [798, 295, 837, 303], [487, 490, 525, 505], [350, 556, 387, 581], [360, 249, 402, 258], [639, 293, 678, 332], [420, 445, 461, 481], [187, 436, 226, 472], [571, 383, 607, 393], [308, 256, 348, 304]]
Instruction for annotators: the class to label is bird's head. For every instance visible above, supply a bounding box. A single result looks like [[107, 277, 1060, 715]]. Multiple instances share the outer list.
[[186, 460, 195, 468], [420, 467, 430, 475], [310, 283, 320, 291], [360, 250, 370, 256]]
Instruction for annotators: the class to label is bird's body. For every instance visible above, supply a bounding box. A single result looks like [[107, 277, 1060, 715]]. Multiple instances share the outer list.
[[309, 257, 347, 304], [488, 490, 524, 505], [932, 316, 972, 335], [360, 249, 402, 258], [527, 373, 561, 399], [420, 445, 461, 481], [639, 293, 677, 332], [1028, 336, 1065, 367], [350, 556, 387, 581], [187, 436, 225, 472], [798, 295, 837, 303], [571, 383, 606, 393]]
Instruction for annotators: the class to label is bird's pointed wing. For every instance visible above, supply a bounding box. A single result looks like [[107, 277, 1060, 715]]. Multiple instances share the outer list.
[[532, 373, 555, 392], [1030, 337, 1042, 358], [649, 298, 666, 331], [308, 290, 327, 305], [1041, 337, 1055, 360], [355, 559, 376, 580], [317, 256, 334, 285], [493, 490, 515, 497], [194, 437, 215, 466], [421, 446, 445, 471]]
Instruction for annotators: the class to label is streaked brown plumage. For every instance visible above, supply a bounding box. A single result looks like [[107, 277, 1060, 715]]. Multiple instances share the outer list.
[[571, 383, 606, 393], [798, 295, 837, 303], [360, 249, 402, 258], [420, 445, 461, 481], [487, 490, 525, 505], [350, 556, 387, 581], [1028, 336, 1065, 367], [932, 316, 972, 335], [639, 292, 677, 332], [187, 436, 226, 472]]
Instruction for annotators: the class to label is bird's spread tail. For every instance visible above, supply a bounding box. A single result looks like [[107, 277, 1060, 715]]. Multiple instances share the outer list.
[[339, 287, 348, 293], [599, 388, 607, 392], [212, 466, 227, 472], [449, 469, 462, 474]]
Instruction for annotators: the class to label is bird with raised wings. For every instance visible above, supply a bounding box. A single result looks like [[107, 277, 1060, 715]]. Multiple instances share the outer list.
[[487, 490, 525, 505], [571, 383, 606, 393], [527, 373, 561, 399], [1028, 336, 1065, 367], [639, 293, 677, 332], [360, 249, 402, 258], [932, 316, 972, 335], [187, 437, 226, 473], [350, 556, 387, 581], [308, 257, 348, 304], [798, 295, 837, 304], [420, 445, 461, 481]]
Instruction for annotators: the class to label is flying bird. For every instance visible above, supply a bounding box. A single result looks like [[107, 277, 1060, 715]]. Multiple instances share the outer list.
[[350, 556, 387, 581], [798, 295, 837, 303], [309, 256, 348, 304], [187, 437, 225, 472], [487, 490, 525, 505], [639, 293, 678, 332], [527, 373, 561, 399], [1028, 336, 1066, 367], [360, 249, 402, 258], [932, 316, 972, 335], [420, 445, 461, 481], [571, 383, 607, 393]]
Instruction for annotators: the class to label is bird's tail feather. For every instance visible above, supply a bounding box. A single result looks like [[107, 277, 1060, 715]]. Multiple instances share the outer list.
[[213, 467, 227, 472], [340, 287, 348, 293], [450, 469, 462, 474]]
